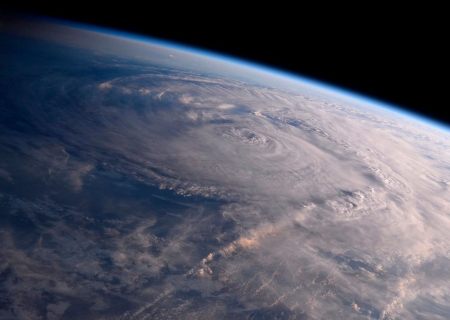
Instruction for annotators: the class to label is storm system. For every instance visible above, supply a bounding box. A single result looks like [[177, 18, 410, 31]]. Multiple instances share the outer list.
[[1, 20, 450, 319]]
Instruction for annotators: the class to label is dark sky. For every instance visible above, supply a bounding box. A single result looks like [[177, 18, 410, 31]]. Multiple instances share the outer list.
[[2, 5, 448, 128]]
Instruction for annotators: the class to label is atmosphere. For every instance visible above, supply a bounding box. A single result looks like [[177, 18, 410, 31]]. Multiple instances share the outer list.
[[0, 7, 446, 127], [14, 15, 449, 133]]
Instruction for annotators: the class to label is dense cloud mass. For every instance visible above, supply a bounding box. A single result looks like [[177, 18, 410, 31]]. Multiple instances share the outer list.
[[1, 26, 450, 320]]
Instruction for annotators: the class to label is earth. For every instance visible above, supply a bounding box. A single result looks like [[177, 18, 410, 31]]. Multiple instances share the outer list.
[[1, 18, 450, 320]]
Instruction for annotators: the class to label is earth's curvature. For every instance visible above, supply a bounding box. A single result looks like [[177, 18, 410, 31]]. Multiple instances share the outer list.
[[1, 18, 450, 320]]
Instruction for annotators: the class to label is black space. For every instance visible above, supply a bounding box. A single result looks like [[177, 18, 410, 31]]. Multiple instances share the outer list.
[[1, 5, 448, 127]]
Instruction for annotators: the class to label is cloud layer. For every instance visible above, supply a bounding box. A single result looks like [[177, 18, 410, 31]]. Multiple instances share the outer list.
[[1, 28, 450, 319]]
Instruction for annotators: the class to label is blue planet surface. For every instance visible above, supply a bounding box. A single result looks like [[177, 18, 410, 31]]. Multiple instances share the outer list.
[[1, 18, 450, 320]]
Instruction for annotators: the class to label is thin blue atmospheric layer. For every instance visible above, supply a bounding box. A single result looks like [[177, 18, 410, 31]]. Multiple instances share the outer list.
[[39, 15, 450, 133]]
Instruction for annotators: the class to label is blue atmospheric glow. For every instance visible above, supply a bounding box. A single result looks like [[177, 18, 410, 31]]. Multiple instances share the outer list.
[[37, 15, 450, 133]]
